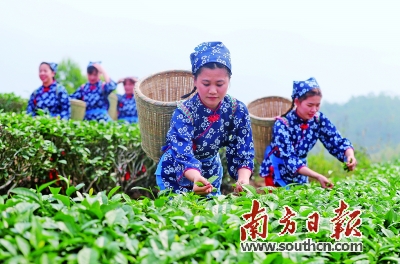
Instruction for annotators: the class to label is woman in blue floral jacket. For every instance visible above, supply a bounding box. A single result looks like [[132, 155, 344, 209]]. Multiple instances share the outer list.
[[117, 77, 139, 124], [70, 62, 117, 122], [156, 42, 255, 196], [26, 62, 71, 120], [260, 77, 357, 189]]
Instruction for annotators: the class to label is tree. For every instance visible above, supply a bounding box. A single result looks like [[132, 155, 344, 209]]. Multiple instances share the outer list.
[[57, 58, 87, 94]]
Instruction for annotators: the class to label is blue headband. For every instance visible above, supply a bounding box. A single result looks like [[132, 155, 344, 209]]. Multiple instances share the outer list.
[[88, 61, 102, 68], [190, 42, 232, 75], [292, 77, 320, 99], [44, 62, 58, 73]]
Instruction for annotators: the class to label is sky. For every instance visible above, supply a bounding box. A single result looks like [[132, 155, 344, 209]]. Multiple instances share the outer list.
[[0, 0, 399, 105]]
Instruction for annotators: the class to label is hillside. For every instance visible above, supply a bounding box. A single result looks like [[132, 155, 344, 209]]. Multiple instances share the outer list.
[[316, 92, 400, 161]]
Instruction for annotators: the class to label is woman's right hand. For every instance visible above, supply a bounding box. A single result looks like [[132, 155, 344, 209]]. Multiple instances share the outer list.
[[192, 176, 213, 195], [316, 174, 334, 189]]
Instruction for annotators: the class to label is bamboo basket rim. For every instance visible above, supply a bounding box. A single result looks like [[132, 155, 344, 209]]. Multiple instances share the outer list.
[[135, 69, 193, 106], [70, 98, 86, 106], [247, 95, 292, 121]]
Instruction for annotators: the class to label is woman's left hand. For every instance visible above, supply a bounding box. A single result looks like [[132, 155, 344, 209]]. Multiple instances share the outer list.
[[234, 171, 250, 193], [92, 63, 103, 74], [346, 155, 357, 171], [345, 149, 357, 171]]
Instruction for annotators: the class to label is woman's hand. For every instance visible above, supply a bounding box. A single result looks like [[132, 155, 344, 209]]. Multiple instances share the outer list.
[[184, 169, 212, 195], [298, 167, 334, 189], [345, 149, 357, 171], [234, 168, 251, 193], [192, 176, 212, 195], [92, 64, 110, 83], [315, 174, 334, 189], [92, 63, 103, 74]]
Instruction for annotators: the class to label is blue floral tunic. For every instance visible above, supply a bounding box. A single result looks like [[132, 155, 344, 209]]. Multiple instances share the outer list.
[[156, 93, 255, 195], [117, 94, 138, 123], [26, 81, 71, 120], [70, 80, 117, 122], [260, 110, 353, 186]]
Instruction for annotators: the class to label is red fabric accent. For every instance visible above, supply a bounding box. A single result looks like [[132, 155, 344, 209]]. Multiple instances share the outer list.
[[192, 140, 197, 151], [125, 171, 131, 181], [264, 175, 275, 187], [90, 84, 96, 90], [207, 114, 220, 123], [119, 103, 123, 107], [33, 99, 37, 105], [300, 123, 309, 130], [126, 95, 133, 99], [43, 87, 50, 93]]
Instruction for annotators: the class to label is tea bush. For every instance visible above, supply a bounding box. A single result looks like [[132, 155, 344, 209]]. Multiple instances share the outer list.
[[0, 93, 28, 113], [0, 161, 399, 263], [0, 112, 156, 195]]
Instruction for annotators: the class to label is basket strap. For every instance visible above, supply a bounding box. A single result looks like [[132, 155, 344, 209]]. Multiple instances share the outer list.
[[275, 116, 289, 127], [314, 112, 320, 123], [226, 94, 237, 119], [177, 101, 194, 124]]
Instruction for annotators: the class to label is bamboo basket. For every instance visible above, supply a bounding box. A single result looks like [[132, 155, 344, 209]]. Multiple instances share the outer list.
[[135, 70, 194, 162], [108, 93, 118, 121], [70, 99, 86, 121], [247, 96, 292, 164]]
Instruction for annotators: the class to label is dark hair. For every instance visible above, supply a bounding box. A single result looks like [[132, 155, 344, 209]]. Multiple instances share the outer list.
[[87, 66, 99, 75], [181, 62, 232, 99], [40, 62, 56, 81], [123, 78, 136, 85], [281, 88, 322, 117]]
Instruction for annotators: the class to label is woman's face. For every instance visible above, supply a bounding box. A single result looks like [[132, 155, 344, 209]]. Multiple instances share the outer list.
[[295, 95, 321, 120], [39, 64, 54, 84], [194, 67, 230, 110], [123, 79, 135, 95], [88, 71, 100, 84]]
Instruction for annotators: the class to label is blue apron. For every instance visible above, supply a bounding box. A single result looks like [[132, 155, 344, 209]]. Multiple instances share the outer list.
[[119, 116, 138, 123], [85, 109, 112, 122], [265, 145, 308, 189]]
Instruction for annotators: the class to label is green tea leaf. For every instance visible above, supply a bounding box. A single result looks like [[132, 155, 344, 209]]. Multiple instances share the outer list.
[[195, 182, 205, 187], [54, 194, 71, 207], [207, 175, 219, 184], [154, 198, 166, 207], [241, 184, 258, 196], [107, 186, 121, 199], [0, 239, 17, 255], [9, 187, 40, 203], [16, 236, 30, 257], [37, 179, 60, 193], [77, 247, 99, 264], [49, 186, 61, 196]]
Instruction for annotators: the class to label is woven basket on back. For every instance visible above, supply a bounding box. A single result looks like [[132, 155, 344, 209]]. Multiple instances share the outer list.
[[247, 96, 292, 164], [70, 99, 86, 121], [135, 70, 194, 162], [108, 93, 118, 121]]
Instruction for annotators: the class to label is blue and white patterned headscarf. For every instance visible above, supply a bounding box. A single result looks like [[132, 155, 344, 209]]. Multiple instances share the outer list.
[[292, 77, 320, 100], [88, 61, 102, 68], [44, 62, 58, 73], [190, 42, 232, 75]]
